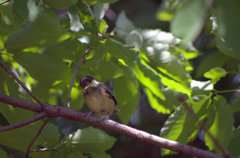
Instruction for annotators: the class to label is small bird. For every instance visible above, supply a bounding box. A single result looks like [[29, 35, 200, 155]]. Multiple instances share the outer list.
[[80, 76, 118, 116]]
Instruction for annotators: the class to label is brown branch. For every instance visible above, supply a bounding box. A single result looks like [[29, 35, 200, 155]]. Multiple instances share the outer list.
[[0, 62, 50, 158], [24, 117, 51, 158], [66, 47, 92, 108], [0, 0, 9, 5], [0, 93, 223, 158], [178, 96, 231, 158], [0, 61, 45, 109], [0, 112, 46, 132]]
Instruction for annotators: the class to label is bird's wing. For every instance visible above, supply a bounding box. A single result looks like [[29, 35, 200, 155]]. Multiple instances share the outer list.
[[99, 83, 118, 106]]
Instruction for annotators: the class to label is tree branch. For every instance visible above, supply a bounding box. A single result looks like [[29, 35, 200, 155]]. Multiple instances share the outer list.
[[0, 112, 46, 132], [0, 61, 49, 158], [178, 96, 231, 158], [24, 117, 51, 158], [0, 93, 223, 158], [0, 61, 45, 109], [66, 47, 92, 108], [0, 0, 9, 5]]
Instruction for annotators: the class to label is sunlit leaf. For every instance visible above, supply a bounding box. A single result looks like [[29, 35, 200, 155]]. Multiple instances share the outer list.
[[205, 96, 233, 153], [103, 37, 138, 66], [204, 67, 227, 85], [161, 96, 210, 155]]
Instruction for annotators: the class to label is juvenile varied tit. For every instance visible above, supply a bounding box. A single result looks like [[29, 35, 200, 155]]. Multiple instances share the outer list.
[[80, 76, 118, 116]]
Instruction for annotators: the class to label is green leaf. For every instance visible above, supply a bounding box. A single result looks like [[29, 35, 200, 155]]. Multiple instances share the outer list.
[[215, 0, 240, 60], [14, 0, 29, 18], [205, 96, 233, 153], [103, 37, 137, 66], [4, 23, 60, 52], [43, 0, 77, 9], [171, 0, 210, 42], [134, 61, 165, 100], [125, 29, 143, 50], [228, 126, 240, 157], [156, 11, 174, 22], [66, 127, 116, 157], [93, 3, 109, 19], [0, 148, 8, 158], [0, 122, 59, 152], [14, 53, 72, 87], [161, 96, 210, 155], [145, 47, 189, 82], [204, 67, 227, 85], [140, 53, 191, 96], [160, 106, 186, 155], [115, 11, 135, 38], [68, 6, 84, 32], [144, 88, 170, 114], [113, 76, 140, 123], [29, 3, 63, 35], [44, 44, 75, 61], [80, 58, 125, 81], [195, 52, 231, 79], [83, 0, 118, 5], [98, 19, 107, 33]]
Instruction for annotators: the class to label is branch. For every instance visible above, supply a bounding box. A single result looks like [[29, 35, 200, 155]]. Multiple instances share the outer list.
[[0, 112, 46, 132], [0, 61, 50, 158], [0, 93, 223, 158], [24, 118, 51, 158], [178, 96, 231, 158], [0, 0, 9, 5], [66, 47, 92, 108], [0, 62, 45, 109]]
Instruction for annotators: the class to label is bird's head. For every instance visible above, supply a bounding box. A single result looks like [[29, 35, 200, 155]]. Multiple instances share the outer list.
[[80, 76, 94, 89]]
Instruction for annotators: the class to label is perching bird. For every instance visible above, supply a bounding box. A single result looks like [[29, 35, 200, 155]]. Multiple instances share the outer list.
[[80, 76, 118, 116]]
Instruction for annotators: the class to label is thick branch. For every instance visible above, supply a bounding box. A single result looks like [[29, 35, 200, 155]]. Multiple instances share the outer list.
[[0, 112, 46, 132], [0, 93, 222, 158]]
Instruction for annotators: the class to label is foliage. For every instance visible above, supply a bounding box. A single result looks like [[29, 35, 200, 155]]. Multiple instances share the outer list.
[[0, 0, 240, 157]]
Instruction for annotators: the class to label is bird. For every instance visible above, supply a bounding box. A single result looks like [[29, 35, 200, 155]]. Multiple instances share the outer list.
[[80, 76, 118, 116]]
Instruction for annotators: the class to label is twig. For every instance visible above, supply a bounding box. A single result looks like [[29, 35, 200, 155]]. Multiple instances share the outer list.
[[66, 47, 92, 108], [178, 96, 231, 158], [24, 117, 51, 158], [214, 89, 240, 94], [0, 93, 223, 158], [0, 0, 9, 5], [0, 61, 45, 110], [0, 112, 46, 132]]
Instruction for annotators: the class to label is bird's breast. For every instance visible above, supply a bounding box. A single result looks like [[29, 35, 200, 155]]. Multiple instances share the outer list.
[[83, 87, 115, 116]]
